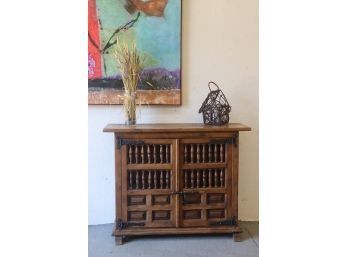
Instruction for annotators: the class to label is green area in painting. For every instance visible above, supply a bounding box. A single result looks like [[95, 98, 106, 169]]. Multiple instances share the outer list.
[[96, 0, 181, 77]]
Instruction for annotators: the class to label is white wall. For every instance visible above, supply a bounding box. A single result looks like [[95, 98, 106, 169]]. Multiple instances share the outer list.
[[88, 0, 258, 225]]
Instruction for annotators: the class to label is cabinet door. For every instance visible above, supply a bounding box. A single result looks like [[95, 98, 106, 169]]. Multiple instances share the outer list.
[[120, 139, 178, 228], [179, 138, 234, 227]]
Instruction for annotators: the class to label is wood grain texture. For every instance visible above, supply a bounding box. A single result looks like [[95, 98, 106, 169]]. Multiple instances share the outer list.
[[105, 123, 250, 244], [103, 123, 251, 133], [114, 226, 243, 236]]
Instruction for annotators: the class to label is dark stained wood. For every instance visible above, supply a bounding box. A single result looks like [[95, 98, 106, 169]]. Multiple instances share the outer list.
[[231, 132, 239, 221], [111, 132, 236, 140], [103, 123, 251, 133], [208, 145, 212, 162], [135, 146, 139, 163], [121, 145, 129, 224], [226, 138, 234, 225], [127, 163, 172, 170], [115, 236, 123, 245], [104, 123, 250, 245], [141, 146, 145, 164], [115, 136, 123, 233], [147, 145, 151, 163], [115, 226, 243, 236], [233, 232, 242, 242], [174, 139, 180, 228]]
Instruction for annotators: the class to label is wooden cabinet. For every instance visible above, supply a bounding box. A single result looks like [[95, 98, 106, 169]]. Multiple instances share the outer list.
[[103, 123, 251, 244]]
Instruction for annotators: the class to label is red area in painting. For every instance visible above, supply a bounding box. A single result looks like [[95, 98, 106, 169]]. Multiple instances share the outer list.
[[88, 0, 102, 79]]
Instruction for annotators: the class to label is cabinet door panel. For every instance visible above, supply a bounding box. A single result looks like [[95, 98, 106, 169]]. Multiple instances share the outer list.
[[121, 139, 177, 228], [179, 138, 233, 227]]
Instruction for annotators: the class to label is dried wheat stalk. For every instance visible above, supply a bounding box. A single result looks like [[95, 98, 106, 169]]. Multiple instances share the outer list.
[[114, 41, 144, 123]]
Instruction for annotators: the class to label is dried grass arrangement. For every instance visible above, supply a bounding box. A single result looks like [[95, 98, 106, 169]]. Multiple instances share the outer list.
[[115, 41, 144, 125]]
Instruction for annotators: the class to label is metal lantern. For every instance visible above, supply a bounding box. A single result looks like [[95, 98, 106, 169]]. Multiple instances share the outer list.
[[199, 81, 231, 125]]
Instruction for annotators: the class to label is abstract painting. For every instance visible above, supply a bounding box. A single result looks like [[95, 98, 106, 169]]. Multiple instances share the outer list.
[[88, 0, 182, 105]]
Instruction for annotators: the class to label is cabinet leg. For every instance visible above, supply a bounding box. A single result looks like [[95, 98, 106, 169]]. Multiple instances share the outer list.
[[233, 232, 242, 242], [115, 236, 130, 245], [115, 236, 124, 245]]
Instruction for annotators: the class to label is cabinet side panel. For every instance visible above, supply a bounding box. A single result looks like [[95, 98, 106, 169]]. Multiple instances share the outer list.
[[173, 139, 180, 227], [121, 143, 129, 222], [226, 138, 233, 220], [231, 132, 239, 221], [115, 134, 122, 222]]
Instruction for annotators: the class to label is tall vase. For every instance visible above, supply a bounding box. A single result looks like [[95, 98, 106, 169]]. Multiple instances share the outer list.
[[124, 90, 136, 125]]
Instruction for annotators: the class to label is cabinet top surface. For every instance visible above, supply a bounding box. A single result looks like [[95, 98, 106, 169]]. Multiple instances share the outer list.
[[103, 123, 251, 133]]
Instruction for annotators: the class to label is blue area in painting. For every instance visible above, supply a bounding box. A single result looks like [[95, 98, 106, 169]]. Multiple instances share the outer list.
[[136, 0, 181, 71], [92, 0, 181, 91]]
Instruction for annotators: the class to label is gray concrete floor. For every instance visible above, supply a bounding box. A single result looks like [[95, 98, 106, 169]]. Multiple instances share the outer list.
[[89, 222, 258, 257]]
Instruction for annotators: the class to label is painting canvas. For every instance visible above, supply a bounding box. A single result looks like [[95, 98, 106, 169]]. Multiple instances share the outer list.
[[88, 0, 182, 105]]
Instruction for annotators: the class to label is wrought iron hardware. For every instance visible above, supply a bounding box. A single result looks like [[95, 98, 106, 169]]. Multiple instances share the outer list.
[[182, 191, 201, 204], [171, 191, 201, 204], [116, 138, 145, 149], [209, 217, 237, 227], [182, 190, 201, 195], [209, 134, 238, 146], [116, 219, 145, 230]]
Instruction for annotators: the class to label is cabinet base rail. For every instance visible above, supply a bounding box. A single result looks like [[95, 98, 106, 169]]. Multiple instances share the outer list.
[[113, 225, 242, 236], [113, 226, 243, 245]]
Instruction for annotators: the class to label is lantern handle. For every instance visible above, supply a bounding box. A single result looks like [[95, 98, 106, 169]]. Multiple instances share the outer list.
[[208, 81, 220, 91]]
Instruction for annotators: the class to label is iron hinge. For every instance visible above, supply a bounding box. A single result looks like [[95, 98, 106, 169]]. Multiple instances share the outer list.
[[209, 216, 237, 227], [116, 138, 145, 149], [116, 219, 146, 230]]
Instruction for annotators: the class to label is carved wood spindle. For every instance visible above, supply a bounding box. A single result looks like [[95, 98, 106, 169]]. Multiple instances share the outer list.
[[128, 145, 133, 164], [214, 169, 218, 187], [136, 171, 139, 189], [148, 170, 152, 189], [197, 144, 201, 163], [154, 171, 158, 189], [129, 171, 133, 189], [203, 170, 206, 188], [220, 169, 224, 187], [184, 144, 188, 163], [135, 146, 139, 163], [191, 170, 194, 188], [166, 144, 169, 163], [147, 145, 151, 163], [142, 170, 145, 189], [197, 170, 201, 188], [160, 145, 163, 163], [220, 144, 224, 162], [191, 144, 194, 163], [208, 144, 212, 162], [184, 171, 188, 188], [166, 171, 169, 189], [141, 145, 145, 164], [208, 169, 212, 187], [153, 145, 157, 163], [202, 144, 206, 163], [160, 170, 164, 189], [214, 144, 218, 162]]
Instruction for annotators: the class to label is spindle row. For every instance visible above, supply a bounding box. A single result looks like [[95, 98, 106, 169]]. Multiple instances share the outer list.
[[183, 169, 225, 188], [127, 144, 171, 164], [183, 143, 225, 163], [128, 170, 171, 190]]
